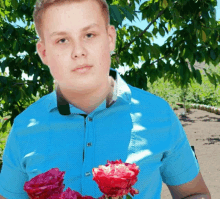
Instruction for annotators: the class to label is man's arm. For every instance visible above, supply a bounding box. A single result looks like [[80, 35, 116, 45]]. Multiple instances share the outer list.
[[167, 172, 211, 199], [182, 194, 211, 199], [0, 195, 6, 199]]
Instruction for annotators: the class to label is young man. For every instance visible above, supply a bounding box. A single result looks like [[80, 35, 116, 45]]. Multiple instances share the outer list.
[[0, 0, 211, 198]]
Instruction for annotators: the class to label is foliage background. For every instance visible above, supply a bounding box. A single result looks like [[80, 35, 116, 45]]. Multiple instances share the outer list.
[[148, 63, 220, 109]]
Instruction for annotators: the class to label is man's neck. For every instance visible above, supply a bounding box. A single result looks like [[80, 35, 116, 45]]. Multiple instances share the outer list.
[[57, 76, 115, 114]]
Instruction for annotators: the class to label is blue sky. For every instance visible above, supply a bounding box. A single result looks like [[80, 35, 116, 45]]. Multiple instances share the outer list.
[[1, 0, 220, 78]]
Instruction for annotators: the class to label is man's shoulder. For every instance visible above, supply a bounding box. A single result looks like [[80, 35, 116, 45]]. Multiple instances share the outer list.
[[15, 92, 54, 122], [128, 84, 170, 109]]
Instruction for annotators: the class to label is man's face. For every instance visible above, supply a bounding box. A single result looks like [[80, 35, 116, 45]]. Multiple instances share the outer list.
[[37, 0, 116, 93]]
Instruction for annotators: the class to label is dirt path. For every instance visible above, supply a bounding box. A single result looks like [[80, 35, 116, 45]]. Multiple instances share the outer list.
[[161, 108, 220, 198]]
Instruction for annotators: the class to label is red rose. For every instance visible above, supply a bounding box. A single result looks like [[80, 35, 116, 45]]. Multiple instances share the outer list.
[[24, 168, 65, 199], [59, 187, 95, 199], [59, 187, 81, 199], [92, 159, 140, 198]]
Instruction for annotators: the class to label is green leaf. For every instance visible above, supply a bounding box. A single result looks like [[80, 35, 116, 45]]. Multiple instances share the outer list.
[[13, 40, 18, 51], [15, 89, 21, 102], [120, 6, 134, 22], [202, 30, 207, 42], [0, 0, 5, 9], [205, 71, 216, 87], [168, 23, 172, 31], [159, 26, 165, 37], [152, 28, 158, 36], [179, 63, 185, 80], [210, 49, 216, 60], [165, 63, 170, 72], [126, 194, 132, 199], [0, 61, 7, 74], [141, 43, 149, 59], [172, 49, 179, 60], [29, 66, 35, 76], [11, 0, 18, 9], [27, 84, 34, 96], [162, 0, 168, 9], [150, 45, 160, 59], [195, 69, 202, 84], [0, 10, 5, 18], [195, 52, 203, 62], [140, 56, 145, 61], [144, 31, 153, 38], [166, 36, 172, 43], [5, 0, 11, 7], [0, 99, 5, 105], [33, 71, 39, 84], [41, 76, 46, 84], [135, 37, 140, 46], [215, 74, 220, 83], [187, 50, 194, 64], [28, 0, 31, 7], [0, 119, 10, 133], [3, 25, 14, 39], [0, 76, 7, 84], [211, 41, 218, 49], [21, 4, 27, 11], [190, 64, 197, 79], [181, 48, 186, 58], [8, 95, 14, 104], [110, 5, 123, 25]]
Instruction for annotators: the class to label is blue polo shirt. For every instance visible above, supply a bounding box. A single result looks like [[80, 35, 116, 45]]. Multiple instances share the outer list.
[[0, 68, 200, 199]]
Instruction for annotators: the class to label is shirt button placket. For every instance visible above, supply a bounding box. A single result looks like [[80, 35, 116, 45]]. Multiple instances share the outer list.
[[87, 142, 92, 147], [85, 117, 93, 178], [87, 117, 93, 148]]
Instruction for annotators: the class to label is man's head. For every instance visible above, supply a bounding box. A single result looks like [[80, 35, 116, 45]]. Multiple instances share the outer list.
[[33, 0, 110, 43], [34, 0, 117, 95]]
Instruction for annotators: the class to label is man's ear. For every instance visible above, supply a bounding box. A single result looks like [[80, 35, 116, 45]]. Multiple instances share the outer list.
[[108, 25, 117, 52], [36, 40, 48, 65]]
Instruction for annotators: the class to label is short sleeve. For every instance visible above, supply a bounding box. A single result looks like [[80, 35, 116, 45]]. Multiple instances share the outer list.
[[0, 121, 29, 199], [160, 107, 200, 186]]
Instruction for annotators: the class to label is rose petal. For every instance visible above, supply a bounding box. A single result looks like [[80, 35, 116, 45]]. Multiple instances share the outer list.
[[92, 160, 140, 197]]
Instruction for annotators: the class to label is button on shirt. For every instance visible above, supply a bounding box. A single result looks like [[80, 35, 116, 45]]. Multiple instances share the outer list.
[[0, 68, 200, 199]]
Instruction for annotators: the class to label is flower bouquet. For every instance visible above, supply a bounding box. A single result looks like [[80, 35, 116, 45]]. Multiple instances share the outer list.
[[24, 159, 140, 199]]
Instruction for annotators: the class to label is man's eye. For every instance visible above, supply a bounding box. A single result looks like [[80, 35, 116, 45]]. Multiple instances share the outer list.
[[57, 38, 67, 44], [86, 33, 95, 38]]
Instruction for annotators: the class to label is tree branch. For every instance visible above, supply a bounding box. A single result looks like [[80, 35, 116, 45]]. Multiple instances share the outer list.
[[149, 53, 172, 66], [111, 9, 166, 58], [150, 56, 166, 65]]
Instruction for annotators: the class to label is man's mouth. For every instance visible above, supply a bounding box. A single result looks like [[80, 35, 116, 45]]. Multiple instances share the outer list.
[[73, 65, 92, 71]]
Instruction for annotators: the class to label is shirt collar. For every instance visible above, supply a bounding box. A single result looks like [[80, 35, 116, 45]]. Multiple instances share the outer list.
[[47, 68, 131, 115]]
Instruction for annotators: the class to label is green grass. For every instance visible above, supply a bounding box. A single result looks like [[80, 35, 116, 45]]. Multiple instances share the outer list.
[[147, 73, 220, 108]]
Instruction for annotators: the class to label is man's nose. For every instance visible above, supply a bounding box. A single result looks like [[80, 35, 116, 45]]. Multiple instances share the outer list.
[[71, 41, 86, 58]]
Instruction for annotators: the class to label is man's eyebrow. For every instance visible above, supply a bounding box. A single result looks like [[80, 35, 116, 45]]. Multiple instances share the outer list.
[[50, 23, 100, 37]]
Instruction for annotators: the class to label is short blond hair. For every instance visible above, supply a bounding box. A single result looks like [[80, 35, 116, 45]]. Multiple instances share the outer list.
[[33, 0, 110, 42]]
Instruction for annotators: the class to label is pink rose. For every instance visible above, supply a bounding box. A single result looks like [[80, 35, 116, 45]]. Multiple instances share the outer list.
[[24, 168, 65, 199], [92, 159, 140, 198]]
